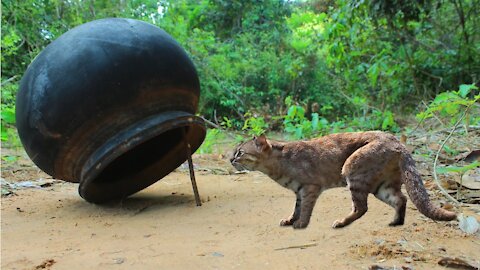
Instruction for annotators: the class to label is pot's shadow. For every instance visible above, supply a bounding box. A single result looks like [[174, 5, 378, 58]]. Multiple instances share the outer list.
[[64, 190, 200, 217]]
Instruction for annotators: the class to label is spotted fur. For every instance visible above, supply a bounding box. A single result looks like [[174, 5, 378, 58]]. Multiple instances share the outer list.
[[230, 131, 456, 229]]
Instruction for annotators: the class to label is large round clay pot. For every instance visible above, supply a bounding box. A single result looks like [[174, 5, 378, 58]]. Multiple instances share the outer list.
[[16, 18, 206, 203]]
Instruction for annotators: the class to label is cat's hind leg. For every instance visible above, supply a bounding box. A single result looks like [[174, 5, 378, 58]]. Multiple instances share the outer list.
[[333, 141, 393, 228], [374, 181, 407, 226], [280, 193, 301, 226], [332, 184, 369, 228]]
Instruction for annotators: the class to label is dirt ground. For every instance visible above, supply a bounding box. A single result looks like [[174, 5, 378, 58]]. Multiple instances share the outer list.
[[1, 151, 479, 270]]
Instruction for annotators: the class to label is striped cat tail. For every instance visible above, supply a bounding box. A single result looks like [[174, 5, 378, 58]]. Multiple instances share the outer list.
[[400, 152, 457, 221]]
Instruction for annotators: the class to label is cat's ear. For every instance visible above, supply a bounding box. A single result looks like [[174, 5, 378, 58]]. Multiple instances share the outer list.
[[254, 134, 271, 152]]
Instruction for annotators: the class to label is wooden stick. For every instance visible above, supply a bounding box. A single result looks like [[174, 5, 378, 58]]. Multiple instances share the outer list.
[[184, 127, 202, 206], [274, 243, 317, 251]]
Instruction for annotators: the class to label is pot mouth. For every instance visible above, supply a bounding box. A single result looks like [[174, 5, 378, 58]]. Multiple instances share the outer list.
[[78, 111, 205, 203]]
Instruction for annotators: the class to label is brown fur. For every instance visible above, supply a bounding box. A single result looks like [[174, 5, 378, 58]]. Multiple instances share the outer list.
[[230, 131, 456, 229]]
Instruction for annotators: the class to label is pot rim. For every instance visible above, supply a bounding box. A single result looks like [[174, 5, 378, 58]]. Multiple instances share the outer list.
[[78, 111, 205, 203]]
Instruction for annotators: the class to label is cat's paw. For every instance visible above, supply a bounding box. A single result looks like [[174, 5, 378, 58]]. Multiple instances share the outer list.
[[331, 220, 346, 229], [293, 220, 308, 229], [388, 220, 404, 227], [280, 218, 294, 226]]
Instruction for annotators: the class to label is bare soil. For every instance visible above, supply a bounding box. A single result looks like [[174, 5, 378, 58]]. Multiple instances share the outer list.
[[1, 151, 479, 270]]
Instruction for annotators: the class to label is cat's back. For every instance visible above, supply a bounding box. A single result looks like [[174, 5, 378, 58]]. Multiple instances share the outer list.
[[276, 131, 401, 160], [306, 131, 385, 150], [289, 131, 401, 159]]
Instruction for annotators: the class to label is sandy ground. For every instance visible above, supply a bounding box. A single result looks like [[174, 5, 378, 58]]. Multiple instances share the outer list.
[[1, 153, 479, 270]]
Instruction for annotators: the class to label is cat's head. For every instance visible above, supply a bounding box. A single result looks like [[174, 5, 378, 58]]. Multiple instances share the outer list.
[[230, 134, 272, 171]]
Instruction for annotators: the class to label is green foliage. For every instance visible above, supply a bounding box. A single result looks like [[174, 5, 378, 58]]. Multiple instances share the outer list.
[[442, 144, 460, 156], [416, 84, 480, 126], [242, 112, 269, 136], [346, 109, 399, 132], [283, 96, 328, 139], [1, 83, 20, 146], [197, 128, 225, 154], [1, 0, 479, 146], [436, 161, 480, 174], [0, 107, 15, 126], [1, 154, 19, 163]]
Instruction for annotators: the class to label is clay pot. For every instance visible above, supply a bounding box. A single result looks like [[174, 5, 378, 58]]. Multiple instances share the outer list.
[[16, 18, 206, 203]]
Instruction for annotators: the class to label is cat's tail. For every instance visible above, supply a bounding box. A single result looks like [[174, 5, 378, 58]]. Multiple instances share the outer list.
[[400, 152, 457, 221]]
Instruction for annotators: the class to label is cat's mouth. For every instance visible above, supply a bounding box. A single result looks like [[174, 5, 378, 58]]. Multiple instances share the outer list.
[[231, 160, 251, 172]]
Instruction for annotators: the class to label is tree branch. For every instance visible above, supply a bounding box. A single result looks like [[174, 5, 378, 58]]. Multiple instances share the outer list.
[[1, 75, 19, 86], [432, 102, 475, 206]]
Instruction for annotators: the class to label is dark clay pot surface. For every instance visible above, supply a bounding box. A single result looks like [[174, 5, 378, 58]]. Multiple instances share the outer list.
[[16, 18, 205, 203]]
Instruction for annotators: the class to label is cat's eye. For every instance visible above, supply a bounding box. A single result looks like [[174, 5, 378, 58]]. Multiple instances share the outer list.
[[235, 150, 244, 158]]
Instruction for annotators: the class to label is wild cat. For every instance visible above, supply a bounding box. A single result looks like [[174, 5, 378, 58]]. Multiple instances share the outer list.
[[230, 131, 456, 229]]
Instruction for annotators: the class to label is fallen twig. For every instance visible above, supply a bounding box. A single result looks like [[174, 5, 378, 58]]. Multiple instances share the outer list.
[[274, 242, 318, 251]]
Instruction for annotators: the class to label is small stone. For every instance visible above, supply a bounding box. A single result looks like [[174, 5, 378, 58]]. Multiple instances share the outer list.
[[374, 239, 385, 245], [212, 252, 224, 257], [113, 258, 125, 264]]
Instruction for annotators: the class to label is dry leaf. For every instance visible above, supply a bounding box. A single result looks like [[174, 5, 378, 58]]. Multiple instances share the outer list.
[[438, 256, 478, 269], [458, 169, 480, 190], [462, 150, 480, 163]]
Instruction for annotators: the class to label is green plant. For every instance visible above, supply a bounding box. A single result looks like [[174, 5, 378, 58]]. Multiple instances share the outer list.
[[436, 161, 480, 200], [283, 96, 328, 139], [197, 128, 225, 154], [0, 107, 15, 142], [338, 108, 399, 132], [1, 80, 19, 146], [416, 84, 480, 127], [442, 145, 460, 156], [221, 117, 233, 129], [242, 112, 268, 136]]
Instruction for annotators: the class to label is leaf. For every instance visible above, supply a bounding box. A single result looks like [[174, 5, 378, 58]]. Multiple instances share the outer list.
[[0, 108, 15, 124], [462, 150, 480, 163], [432, 92, 459, 103], [284, 96, 293, 107], [287, 105, 296, 118], [1, 155, 18, 162], [1, 132, 8, 142], [459, 171, 480, 190], [436, 161, 480, 174], [367, 62, 379, 86], [311, 113, 319, 131], [442, 145, 459, 156], [295, 126, 303, 139], [458, 84, 476, 98], [296, 106, 305, 120], [320, 118, 329, 126], [438, 255, 479, 268], [381, 111, 395, 130]]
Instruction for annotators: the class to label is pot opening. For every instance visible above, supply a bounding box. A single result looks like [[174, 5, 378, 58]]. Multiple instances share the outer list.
[[95, 127, 187, 183]]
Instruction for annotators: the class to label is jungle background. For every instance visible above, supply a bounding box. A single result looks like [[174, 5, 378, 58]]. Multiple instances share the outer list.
[[2, 0, 479, 147]]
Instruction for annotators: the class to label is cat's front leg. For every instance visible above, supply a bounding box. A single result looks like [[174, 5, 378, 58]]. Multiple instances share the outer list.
[[292, 184, 322, 229], [280, 194, 301, 226]]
